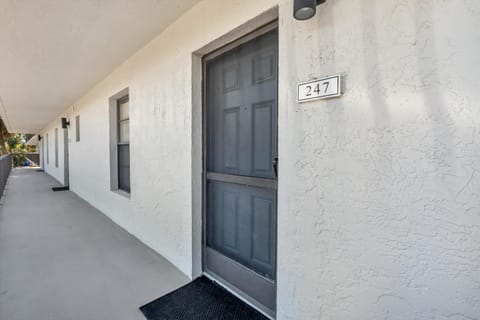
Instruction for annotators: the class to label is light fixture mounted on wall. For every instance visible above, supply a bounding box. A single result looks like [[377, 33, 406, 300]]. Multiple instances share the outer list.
[[293, 0, 326, 21], [61, 117, 70, 129]]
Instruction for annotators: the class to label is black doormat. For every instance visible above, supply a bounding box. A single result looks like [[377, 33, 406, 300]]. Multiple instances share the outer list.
[[139, 277, 268, 320], [52, 186, 69, 192]]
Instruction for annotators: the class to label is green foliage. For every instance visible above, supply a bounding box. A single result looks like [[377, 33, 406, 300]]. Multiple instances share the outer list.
[[11, 152, 27, 167], [7, 134, 28, 167], [6, 134, 23, 151]]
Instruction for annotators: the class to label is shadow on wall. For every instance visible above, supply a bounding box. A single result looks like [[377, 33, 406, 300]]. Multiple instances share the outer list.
[[413, 1, 455, 177], [361, 0, 391, 125], [360, 0, 394, 223]]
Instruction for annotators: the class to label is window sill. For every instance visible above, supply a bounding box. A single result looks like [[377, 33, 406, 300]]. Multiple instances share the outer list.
[[112, 189, 131, 199]]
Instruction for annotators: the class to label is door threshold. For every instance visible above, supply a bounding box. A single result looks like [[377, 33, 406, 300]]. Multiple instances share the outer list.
[[203, 271, 275, 320]]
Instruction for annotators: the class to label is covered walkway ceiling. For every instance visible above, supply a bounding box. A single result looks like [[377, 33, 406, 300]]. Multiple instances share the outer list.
[[0, 0, 201, 133]]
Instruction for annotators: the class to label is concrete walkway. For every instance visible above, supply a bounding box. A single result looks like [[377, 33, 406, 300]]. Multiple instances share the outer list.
[[0, 168, 189, 320]]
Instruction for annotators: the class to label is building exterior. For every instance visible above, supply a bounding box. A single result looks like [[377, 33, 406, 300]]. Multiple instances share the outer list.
[[4, 1, 480, 319]]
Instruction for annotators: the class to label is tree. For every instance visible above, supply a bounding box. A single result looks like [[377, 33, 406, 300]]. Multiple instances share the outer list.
[[6, 134, 27, 166]]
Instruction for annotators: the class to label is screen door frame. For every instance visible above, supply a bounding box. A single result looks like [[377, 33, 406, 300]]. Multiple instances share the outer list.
[[201, 21, 279, 318]]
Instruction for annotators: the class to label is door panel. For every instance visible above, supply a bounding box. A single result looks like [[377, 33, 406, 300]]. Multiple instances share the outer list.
[[204, 27, 278, 314], [207, 30, 278, 180], [223, 107, 240, 169], [207, 180, 276, 279], [253, 101, 274, 175]]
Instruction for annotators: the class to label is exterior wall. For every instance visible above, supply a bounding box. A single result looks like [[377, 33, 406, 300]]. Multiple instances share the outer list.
[[59, 0, 279, 279], [41, 119, 65, 185], [39, 0, 480, 319], [277, 1, 480, 319]]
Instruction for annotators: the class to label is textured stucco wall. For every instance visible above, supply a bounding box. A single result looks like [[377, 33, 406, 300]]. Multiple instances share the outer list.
[[42, 0, 278, 278], [41, 120, 65, 185], [38, 0, 480, 319], [277, 0, 480, 319]]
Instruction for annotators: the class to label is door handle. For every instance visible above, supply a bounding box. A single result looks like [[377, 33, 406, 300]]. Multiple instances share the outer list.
[[272, 157, 279, 177]]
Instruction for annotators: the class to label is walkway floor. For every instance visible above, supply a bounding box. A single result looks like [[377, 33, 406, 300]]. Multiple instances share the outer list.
[[0, 168, 189, 320]]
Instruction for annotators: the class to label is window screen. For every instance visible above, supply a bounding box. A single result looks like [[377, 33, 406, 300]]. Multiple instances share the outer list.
[[117, 96, 130, 193], [75, 115, 80, 142]]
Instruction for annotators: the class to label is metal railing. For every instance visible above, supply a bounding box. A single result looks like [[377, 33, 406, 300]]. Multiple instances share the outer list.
[[25, 153, 40, 165], [0, 154, 12, 198]]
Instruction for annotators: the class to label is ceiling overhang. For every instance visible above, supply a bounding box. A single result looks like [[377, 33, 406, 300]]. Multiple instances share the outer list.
[[0, 0, 201, 133]]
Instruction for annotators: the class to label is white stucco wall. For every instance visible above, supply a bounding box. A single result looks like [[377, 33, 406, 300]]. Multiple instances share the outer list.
[[41, 120, 65, 185], [39, 0, 480, 319], [277, 1, 480, 319], [58, 0, 279, 279]]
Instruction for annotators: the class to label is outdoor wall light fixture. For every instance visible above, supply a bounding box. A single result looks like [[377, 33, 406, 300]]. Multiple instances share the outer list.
[[38, 135, 42, 141], [61, 117, 70, 129], [294, 0, 326, 21]]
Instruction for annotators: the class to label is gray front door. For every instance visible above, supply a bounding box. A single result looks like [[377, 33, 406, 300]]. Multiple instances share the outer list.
[[204, 26, 278, 314]]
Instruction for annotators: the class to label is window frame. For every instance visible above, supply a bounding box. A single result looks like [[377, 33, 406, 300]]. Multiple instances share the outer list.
[[75, 115, 80, 142], [117, 95, 130, 193], [109, 88, 131, 197]]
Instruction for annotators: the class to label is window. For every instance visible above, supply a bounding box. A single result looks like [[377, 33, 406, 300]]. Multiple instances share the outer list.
[[75, 115, 80, 142], [109, 88, 130, 195], [117, 96, 130, 192], [55, 128, 59, 168], [46, 134, 49, 164]]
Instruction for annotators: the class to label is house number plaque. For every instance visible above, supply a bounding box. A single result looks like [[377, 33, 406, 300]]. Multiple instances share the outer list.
[[297, 75, 342, 102]]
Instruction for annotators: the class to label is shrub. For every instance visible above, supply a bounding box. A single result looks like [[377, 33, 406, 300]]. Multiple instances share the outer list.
[[11, 151, 27, 167]]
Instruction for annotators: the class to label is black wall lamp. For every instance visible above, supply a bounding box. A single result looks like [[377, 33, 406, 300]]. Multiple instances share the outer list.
[[38, 135, 42, 141], [294, 0, 326, 21], [61, 117, 70, 129]]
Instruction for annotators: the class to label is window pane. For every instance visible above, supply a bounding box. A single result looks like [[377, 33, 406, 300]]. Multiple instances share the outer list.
[[118, 144, 130, 192], [118, 101, 129, 121], [119, 120, 129, 143]]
